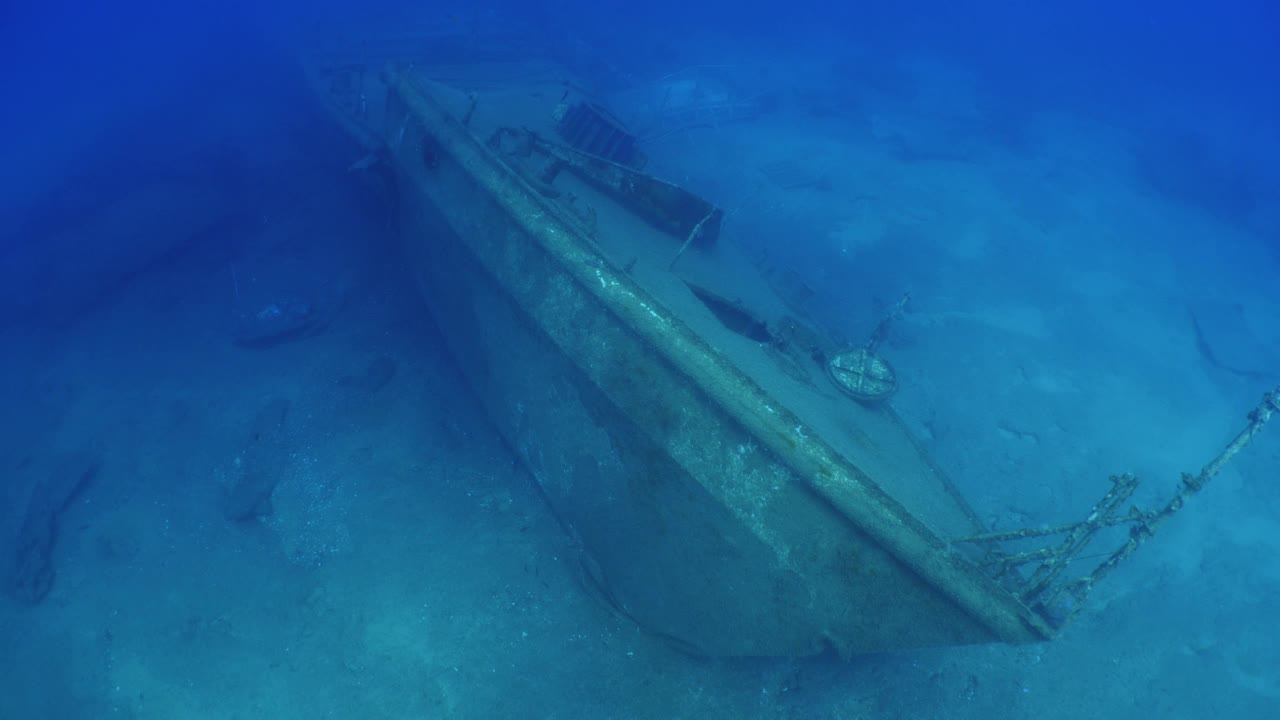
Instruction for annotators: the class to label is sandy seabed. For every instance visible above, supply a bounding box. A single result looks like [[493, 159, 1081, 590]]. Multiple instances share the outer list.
[[2, 47, 1277, 720]]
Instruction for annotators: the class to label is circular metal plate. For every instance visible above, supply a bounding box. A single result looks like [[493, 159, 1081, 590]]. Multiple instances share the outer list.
[[827, 348, 897, 402]]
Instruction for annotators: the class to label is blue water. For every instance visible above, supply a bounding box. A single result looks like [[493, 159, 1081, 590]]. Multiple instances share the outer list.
[[2, 2, 1277, 718]]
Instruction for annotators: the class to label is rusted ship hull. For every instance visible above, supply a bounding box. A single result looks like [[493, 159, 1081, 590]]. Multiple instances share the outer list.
[[316, 60, 1053, 656]]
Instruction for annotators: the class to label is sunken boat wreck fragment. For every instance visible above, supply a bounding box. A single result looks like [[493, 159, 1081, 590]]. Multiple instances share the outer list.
[[306, 48, 1276, 657]]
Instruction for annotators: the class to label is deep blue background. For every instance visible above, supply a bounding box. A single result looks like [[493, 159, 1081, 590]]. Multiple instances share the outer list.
[[2, 0, 1276, 321]]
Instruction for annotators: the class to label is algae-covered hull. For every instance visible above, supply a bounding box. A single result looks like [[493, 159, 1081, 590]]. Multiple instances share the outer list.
[[314, 59, 1053, 656]]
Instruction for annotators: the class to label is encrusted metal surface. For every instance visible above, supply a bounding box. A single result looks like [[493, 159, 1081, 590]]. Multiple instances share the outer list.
[[828, 347, 897, 402]]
